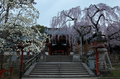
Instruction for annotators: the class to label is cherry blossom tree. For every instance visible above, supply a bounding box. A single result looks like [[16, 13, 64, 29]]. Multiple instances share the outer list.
[[51, 3, 120, 54], [0, 23, 50, 69], [86, 3, 120, 46], [23, 27, 50, 53], [0, 0, 50, 68], [0, 0, 39, 26], [0, 0, 39, 52], [51, 6, 92, 55], [0, 24, 50, 54], [105, 22, 120, 46]]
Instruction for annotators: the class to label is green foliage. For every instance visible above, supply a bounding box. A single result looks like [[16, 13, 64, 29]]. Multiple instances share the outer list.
[[102, 66, 120, 78], [111, 70, 120, 77], [35, 25, 47, 33]]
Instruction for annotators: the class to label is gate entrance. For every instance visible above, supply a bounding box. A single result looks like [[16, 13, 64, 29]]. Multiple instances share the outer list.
[[51, 42, 69, 55], [53, 50, 64, 55]]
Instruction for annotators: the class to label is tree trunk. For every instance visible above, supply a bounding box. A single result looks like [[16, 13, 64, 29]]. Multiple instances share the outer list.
[[0, 50, 4, 69], [5, 3, 10, 23], [80, 37, 82, 56]]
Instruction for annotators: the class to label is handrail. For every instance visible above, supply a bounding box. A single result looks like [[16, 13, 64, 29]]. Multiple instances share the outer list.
[[23, 54, 39, 73], [25, 56, 36, 64], [0, 54, 39, 75], [82, 56, 95, 70]]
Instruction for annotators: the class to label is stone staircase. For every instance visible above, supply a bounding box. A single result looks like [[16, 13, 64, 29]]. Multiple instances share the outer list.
[[22, 55, 95, 79], [46, 55, 73, 62]]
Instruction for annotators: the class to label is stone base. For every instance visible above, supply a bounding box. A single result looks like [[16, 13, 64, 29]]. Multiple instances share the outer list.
[[72, 54, 81, 62]]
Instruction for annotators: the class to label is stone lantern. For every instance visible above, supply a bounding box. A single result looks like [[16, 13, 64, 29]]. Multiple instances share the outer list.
[[93, 32, 107, 76], [72, 46, 80, 62]]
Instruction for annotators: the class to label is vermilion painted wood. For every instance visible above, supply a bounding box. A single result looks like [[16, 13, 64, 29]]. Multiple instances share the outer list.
[[95, 42, 99, 76], [0, 67, 13, 79]]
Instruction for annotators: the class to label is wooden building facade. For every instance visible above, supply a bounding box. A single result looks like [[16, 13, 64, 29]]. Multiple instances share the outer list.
[[44, 28, 72, 55]]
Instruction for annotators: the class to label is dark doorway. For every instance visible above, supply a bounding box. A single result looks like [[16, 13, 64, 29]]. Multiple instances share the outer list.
[[52, 43, 67, 55]]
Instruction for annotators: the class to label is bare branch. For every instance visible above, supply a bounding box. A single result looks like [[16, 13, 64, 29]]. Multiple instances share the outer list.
[[108, 29, 120, 39], [96, 14, 105, 25], [63, 11, 76, 20], [73, 26, 81, 36], [87, 9, 96, 27], [91, 5, 106, 18]]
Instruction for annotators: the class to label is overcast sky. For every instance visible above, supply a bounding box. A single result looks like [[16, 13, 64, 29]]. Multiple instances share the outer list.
[[34, 0, 120, 27]]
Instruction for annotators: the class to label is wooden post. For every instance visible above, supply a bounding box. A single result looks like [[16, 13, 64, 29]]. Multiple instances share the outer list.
[[20, 49, 24, 79], [10, 67, 13, 77], [48, 46, 51, 55], [1, 69, 5, 79], [0, 50, 4, 69], [18, 51, 20, 55], [95, 42, 99, 77], [27, 51, 29, 55]]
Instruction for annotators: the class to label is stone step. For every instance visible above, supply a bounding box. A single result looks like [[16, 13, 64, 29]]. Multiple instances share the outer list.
[[31, 71, 88, 73], [46, 56, 73, 62], [25, 74, 91, 78], [37, 62, 81, 63], [33, 68, 86, 70], [35, 64, 82, 65], [36, 63, 83, 65], [22, 77, 97, 79], [30, 73, 89, 75], [36, 64, 81, 65], [22, 54, 95, 78], [46, 56, 72, 57], [35, 65, 84, 68], [33, 68, 85, 71], [35, 66, 84, 69], [35, 64, 83, 66], [35, 65, 83, 67], [32, 71, 87, 73], [37, 63, 79, 64], [46, 61, 72, 62], [33, 66, 85, 68]]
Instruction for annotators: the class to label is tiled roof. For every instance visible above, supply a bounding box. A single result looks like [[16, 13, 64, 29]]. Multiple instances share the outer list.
[[44, 28, 67, 35]]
